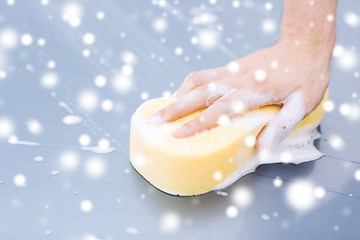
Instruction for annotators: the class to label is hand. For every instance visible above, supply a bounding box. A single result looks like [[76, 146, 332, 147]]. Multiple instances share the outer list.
[[149, 35, 333, 150]]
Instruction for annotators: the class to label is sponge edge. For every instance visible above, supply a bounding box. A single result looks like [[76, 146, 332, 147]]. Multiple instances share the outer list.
[[130, 91, 328, 196]]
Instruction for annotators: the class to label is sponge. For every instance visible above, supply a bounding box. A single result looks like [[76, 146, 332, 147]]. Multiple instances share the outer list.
[[130, 91, 328, 196]]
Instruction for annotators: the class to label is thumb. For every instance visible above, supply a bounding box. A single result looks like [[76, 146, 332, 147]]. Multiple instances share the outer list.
[[256, 91, 306, 151]]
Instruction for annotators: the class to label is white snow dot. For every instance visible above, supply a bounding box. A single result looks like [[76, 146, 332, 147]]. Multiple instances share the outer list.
[[26, 119, 43, 135], [271, 60, 279, 69], [153, 18, 168, 33], [344, 11, 360, 27], [286, 180, 315, 212], [121, 50, 137, 65], [41, 0, 48, 5], [41, 72, 59, 88], [0, 71, 6, 79], [82, 49, 91, 57], [160, 212, 180, 232], [7, 0, 15, 5], [336, 49, 357, 71], [20, 34, 33, 46], [314, 187, 326, 199], [174, 47, 183, 56], [0, 117, 14, 139], [79, 134, 91, 146], [96, 11, 105, 20], [14, 174, 26, 187], [0, 28, 18, 49], [273, 177, 283, 187], [254, 69, 267, 81], [226, 205, 238, 218], [140, 92, 149, 100], [80, 200, 93, 212], [197, 30, 219, 50], [37, 38, 46, 46], [323, 100, 335, 112], [227, 61, 240, 73], [85, 157, 106, 178], [217, 114, 230, 125], [262, 19, 276, 33], [329, 135, 345, 151], [326, 14, 334, 22], [232, 0, 240, 8], [121, 64, 133, 76], [62, 2, 82, 27], [60, 151, 79, 171], [94, 75, 106, 87], [83, 33, 95, 45], [101, 99, 113, 112], [244, 135, 256, 147], [264, 2, 273, 10], [232, 187, 252, 207], [339, 103, 351, 116], [78, 90, 99, 111], [261, 214, 270, 221], [113, 75, 132, 93], [213, 171, 223, 181], [47, 60, 56, 69], [354, 169, 360, 181], [333, 45, 345, 57]]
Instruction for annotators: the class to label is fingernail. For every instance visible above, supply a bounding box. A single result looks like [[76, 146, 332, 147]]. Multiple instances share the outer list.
[[174, 125, 189, 138], [146, 113, 165, 125]]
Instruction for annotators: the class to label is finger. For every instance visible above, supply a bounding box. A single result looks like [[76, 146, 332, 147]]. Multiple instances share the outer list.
[[176, 68, 224, 98], [173, 89, 264, 138], [256, 91, 306, 152], [176, 62, 248, 98], [147, 84, 226, 124], [173, 97, 229, 138]]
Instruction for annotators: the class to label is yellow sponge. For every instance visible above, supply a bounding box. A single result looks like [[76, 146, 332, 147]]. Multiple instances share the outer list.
[[130, 91, 328, 196]]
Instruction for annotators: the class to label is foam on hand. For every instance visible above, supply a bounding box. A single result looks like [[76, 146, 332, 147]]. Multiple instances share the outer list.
[[129, 91, 328, 196]]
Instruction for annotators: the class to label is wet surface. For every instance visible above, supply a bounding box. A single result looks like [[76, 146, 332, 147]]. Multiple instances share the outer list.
[[0, 0, 359, 239]]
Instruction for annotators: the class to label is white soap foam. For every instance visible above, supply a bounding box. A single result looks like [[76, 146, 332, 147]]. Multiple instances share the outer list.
[[214, 121, 323, 190], [81, 146, 116, 154]]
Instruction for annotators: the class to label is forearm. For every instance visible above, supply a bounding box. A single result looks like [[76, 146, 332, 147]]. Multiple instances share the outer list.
[[280, 0, 337, 61]]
